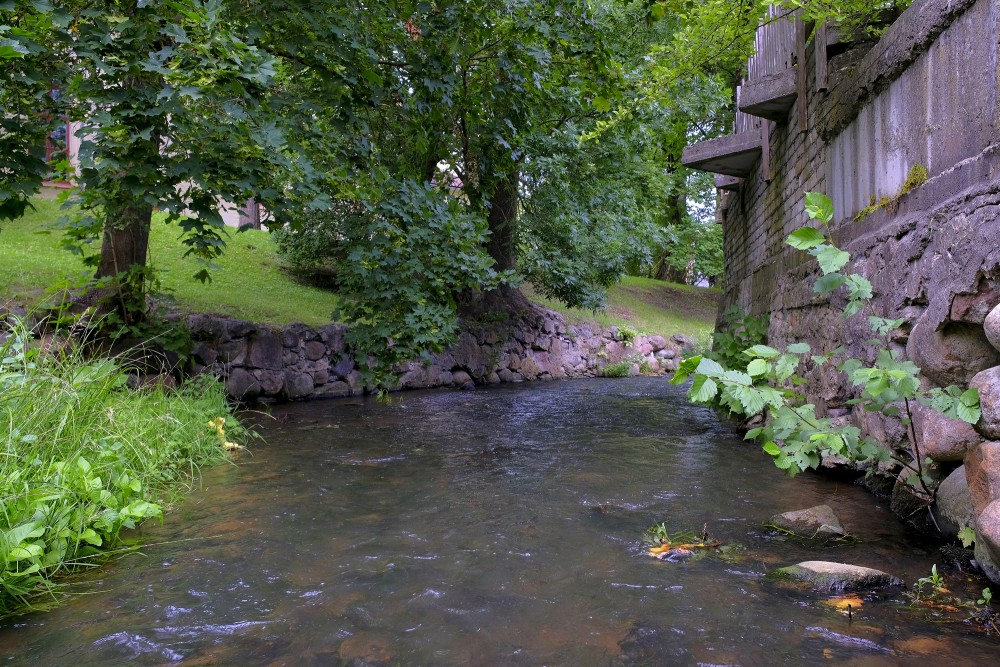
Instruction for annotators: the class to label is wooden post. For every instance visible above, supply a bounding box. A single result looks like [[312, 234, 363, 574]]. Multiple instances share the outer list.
[[815, 23, 829, 92], [762, 121, 772, 183]]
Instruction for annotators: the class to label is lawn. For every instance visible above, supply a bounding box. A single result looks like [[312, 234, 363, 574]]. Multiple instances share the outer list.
[[1, 197, 719, 337], [523, 276, 720, 340], [0, 198, 341, 326]]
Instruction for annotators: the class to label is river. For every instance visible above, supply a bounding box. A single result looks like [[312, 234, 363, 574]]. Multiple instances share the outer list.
[[1, 378, 997, 665]]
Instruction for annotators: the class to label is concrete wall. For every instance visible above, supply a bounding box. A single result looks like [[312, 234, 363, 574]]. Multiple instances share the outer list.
[[715, 0, 1000, 569], [720, 0, 1000, 409], [827, 0, 998, 220]]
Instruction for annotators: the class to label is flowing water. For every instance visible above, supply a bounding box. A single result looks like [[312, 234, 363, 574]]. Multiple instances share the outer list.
[[2, 378, 999, 666]]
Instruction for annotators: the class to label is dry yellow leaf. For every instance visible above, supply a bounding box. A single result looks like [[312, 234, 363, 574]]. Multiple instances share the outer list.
[[819, 595, 864, 612]]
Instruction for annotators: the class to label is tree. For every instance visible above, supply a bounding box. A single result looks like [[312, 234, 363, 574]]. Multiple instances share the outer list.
[[0, 2, 62, 221], [271, 0, 640, 379], [2, 0, 301, 323]]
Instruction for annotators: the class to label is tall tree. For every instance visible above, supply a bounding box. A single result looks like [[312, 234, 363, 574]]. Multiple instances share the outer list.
[[2, 0, 302, 322]]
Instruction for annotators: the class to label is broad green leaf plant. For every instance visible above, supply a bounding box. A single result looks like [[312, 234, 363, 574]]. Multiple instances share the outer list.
[[671, 193, 980, 506]]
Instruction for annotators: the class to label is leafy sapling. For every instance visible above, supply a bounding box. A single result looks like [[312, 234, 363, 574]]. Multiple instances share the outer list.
[[671, 192, 980, 508]]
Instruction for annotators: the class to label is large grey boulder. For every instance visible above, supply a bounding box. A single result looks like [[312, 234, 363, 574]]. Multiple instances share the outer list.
[[226, 368, 260, 401], [934, 465, 976, 539], [907, 314, 1000, 387], [283, 371, 314, 400], [248, 330, 284, 371], [985, 303, 1000, 352], [975, 500, 1000, 583], [971, 367, 1000, 439], [912, 402, 982, 462], [964, 442, 1000, 516], [768, 505, 845, 538], [770, 561, 903, 592]]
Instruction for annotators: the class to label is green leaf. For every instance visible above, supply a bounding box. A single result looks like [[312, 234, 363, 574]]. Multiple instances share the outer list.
[[804, 192, 834, 223], [747, 358, 769, 377], [774, 354, 800, 380], [813, 245, 851, 275], [813, 273, 846, 293], [786, 342, 810, 355], [670, 355, 702, 385], [957, 402, 981, 425], [845, 275, 873, 301], [695, 357, 725, 377], [746, 344, 780, 359], [592, 96, 611, 112], [8, 544, 44, 561], [79, 528, 103, 546], [786, 226, 826, 250], [961, 387, 981, 407], [690, 375, 718, 403], [762, 441, 781, 456], [77, 457, 92, 475]]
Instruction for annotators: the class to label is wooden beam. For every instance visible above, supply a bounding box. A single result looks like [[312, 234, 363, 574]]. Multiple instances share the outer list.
[[795, 16, 808, 133], [815, 23, 829, 92], [762, 121, 772, 183]]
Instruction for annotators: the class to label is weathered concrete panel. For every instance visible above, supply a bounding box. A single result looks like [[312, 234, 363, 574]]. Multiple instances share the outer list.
[[681, 131, 764, 177], [828, 0, 998, 219]]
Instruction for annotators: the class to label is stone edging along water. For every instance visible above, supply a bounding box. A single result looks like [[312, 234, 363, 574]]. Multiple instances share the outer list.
[[183, 304, 688, 403]]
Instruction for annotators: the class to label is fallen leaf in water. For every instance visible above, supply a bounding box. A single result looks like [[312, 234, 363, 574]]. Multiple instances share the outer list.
[[911, 598, 961, 613], [823, 648, 834, 659], [820, 595, 864, 612], [647, 540, 722, 559]]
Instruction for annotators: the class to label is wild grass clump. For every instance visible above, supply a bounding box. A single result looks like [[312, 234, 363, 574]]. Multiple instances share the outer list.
[[0, 316, 242, 618]]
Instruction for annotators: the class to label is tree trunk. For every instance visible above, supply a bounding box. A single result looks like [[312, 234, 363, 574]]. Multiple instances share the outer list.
[[486, 171, 519, 272], [94, 201, 154, 323], [459, 170, 530, 317], [652, 184, 689, 284], [238, 197, 261, 229]]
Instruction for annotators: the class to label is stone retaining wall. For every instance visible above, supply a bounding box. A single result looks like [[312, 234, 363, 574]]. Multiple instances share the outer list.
[[184, 305, 686, 403]]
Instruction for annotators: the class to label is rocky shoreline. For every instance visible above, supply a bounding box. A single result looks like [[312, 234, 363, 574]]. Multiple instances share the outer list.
[[182, 303, 688, 403]]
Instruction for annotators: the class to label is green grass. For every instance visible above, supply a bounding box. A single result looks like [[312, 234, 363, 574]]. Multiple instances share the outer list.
[[0, 317, 244, 618], [523, 275, 720, 339], [2, 198, 719, 337], [0, 198, 341, 326]]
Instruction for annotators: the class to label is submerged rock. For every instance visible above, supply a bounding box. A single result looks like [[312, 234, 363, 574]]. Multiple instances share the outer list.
[[768, 505, 845, 538], [770, 561, 903, 592]]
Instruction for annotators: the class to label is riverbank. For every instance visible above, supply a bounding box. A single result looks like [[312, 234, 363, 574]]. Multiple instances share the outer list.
[[0, 198, 719, 338], [183, 302, 695, 402], [0, 317, 243, 619]]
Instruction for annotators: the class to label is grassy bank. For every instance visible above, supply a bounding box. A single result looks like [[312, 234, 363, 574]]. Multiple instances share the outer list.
[[0, 198, 340, 326], [0, 319, 243, 617], [2, 198, 719, 337], [524, 276, 720, 340]]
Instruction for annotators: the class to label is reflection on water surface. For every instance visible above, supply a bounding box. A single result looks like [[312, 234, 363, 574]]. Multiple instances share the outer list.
[[1, 378, 998, 665]]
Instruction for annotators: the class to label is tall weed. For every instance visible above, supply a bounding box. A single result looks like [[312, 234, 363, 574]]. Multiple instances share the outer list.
[[0, 316, 241, 617]]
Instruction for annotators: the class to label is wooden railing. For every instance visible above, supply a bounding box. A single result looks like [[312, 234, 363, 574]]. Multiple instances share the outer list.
[[747, 5, 798, 81]]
